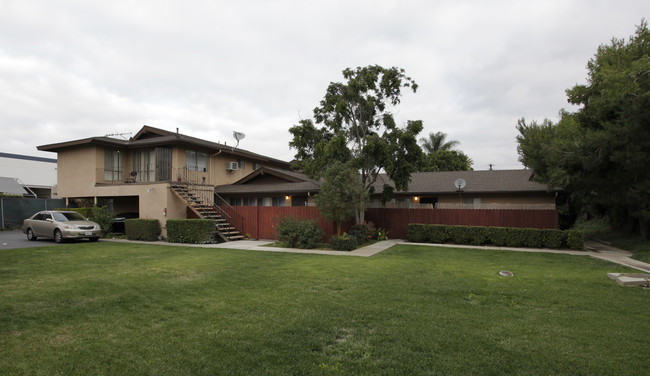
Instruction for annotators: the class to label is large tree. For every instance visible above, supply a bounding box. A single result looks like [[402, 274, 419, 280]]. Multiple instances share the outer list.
[[289, 65, 423, 222], [516, 20, 650, 237]]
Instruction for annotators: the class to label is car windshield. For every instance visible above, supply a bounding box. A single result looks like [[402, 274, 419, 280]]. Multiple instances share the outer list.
[[52, 212, 87, 221]]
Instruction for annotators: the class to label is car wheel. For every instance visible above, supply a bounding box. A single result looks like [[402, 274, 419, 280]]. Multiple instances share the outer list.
[[26, 228, 37, 241], [89, 237, 99, 242], [54, 229, 64, 243]]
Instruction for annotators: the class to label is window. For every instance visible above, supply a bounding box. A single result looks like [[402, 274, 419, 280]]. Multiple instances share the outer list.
[[238, 160, 246, 169], [292, 196, 308, 206], [253, 162, 260, 170], [258, 197, 270, 206], [420, 197, 438, 205], [186, 150, 207, 172], [133, 150, 155, 182], [242, 197, 255, 206], [272, 197, 284, 207], [230, 198, 242, 206], [104, 150, 122, 182], [463, 198, 482, 205]]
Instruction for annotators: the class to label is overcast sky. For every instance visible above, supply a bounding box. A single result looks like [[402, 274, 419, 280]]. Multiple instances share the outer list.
[[1, 1, 648, 170]]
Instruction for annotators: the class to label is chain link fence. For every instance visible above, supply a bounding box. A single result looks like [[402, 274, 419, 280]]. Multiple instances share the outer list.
[[0, 198, 66, 229]]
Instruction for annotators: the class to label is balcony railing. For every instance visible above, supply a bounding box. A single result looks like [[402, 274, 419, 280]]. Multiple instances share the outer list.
[[96, 165, 160, 184]]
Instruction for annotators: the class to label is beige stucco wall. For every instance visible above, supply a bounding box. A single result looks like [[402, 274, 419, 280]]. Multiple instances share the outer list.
[[56, 146, 98, 197], [436, 192, 555, 205]]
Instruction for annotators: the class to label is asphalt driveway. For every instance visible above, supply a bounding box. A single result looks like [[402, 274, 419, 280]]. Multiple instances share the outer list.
[[0, 229, 63, 250]]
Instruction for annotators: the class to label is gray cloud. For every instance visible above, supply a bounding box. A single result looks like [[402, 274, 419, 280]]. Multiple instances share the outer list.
[[0, 0, 648, 170]]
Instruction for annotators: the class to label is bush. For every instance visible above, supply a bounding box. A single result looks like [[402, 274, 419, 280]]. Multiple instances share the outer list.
[[274, 216, 323, 249], [329, 234, 357, 251], [167, 219, 215, 244], [426, 225, 450, 243], [466, 226, 491, 246], [448, 226, 473, 245], [565, 230, 585, 250], [407, 224, 428, 242], [408, 223, 583, 250], [348, 221, 377, 244], [542, 229, 564, 249], [125, 219, 161, 241], [376, 228, 389, 240], [89, 206, 114, 237]]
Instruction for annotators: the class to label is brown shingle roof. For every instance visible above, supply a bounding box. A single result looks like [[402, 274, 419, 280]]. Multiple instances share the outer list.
[[379, 169, 553, 194], [38, 125, 290, 167], [215, 181, 320, 195], [214, 169, 553, 196]]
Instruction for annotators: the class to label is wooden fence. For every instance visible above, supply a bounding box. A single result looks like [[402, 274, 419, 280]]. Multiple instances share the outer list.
[[233, 207, 559, 240]]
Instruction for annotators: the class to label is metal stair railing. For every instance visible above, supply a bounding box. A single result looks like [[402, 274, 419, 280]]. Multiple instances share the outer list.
[[172, 167, 244, 237]]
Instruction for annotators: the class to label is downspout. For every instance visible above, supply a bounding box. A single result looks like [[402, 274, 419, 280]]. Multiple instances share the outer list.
[[210, 149, 222, 186]]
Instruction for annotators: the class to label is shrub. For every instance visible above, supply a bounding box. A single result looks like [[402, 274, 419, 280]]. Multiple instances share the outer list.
[[565, 230, 585, 250], [329, 234, 357, 251], [125, 219, 161, 241], [409, 223, 580, 250], [407, 224, 427, 242], [542, 229, 564, 248], [466, 226, 491, 246], [448, 226, 473, 245], [167, 219, 215, 244], [274, 216, 323, 249], [348, 221, 377, 244], [517, 228, 543, 248], [89, 206, 114, 237], [488, 227, 508, 246], [426, 225, 449, 243], [376, 228, 389, 241]]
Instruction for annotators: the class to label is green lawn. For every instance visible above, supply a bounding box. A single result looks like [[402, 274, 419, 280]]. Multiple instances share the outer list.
[[1, 242, 648, 375]]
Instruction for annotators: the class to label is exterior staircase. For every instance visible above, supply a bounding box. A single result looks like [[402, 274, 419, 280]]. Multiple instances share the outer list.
[[170, 182, 244, 242]]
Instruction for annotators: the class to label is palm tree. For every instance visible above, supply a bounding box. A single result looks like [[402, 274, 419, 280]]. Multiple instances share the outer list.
[[419, 131, 460, 154]]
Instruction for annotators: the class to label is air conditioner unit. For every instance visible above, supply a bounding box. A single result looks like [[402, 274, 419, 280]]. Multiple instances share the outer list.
[[227, 161, 239, 171]]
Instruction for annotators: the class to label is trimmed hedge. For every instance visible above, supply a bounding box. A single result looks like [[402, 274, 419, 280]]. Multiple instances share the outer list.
[[125, 219, 161, 241], [407, 223, 584, 250], [167, 219, 215, 244]]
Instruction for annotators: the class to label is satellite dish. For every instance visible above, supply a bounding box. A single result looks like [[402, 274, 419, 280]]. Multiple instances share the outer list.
[[454, 178, 466, 190], [233, 131, 246, 148]]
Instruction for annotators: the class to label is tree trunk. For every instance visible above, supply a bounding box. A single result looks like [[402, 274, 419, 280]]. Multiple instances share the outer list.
[[640, 217, 650, 240]]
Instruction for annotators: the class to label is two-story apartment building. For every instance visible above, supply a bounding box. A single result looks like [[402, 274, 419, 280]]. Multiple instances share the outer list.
[[38, 126, 290, 238]]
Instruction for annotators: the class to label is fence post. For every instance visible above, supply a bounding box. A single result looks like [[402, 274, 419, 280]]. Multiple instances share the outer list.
[[1, 198, 4, 229]]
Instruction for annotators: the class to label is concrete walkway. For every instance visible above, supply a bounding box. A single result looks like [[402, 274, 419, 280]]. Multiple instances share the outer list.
[[104, 238, 404, 257]]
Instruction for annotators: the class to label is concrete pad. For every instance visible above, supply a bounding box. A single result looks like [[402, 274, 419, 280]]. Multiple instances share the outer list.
[[607, 273, 650, 287]]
